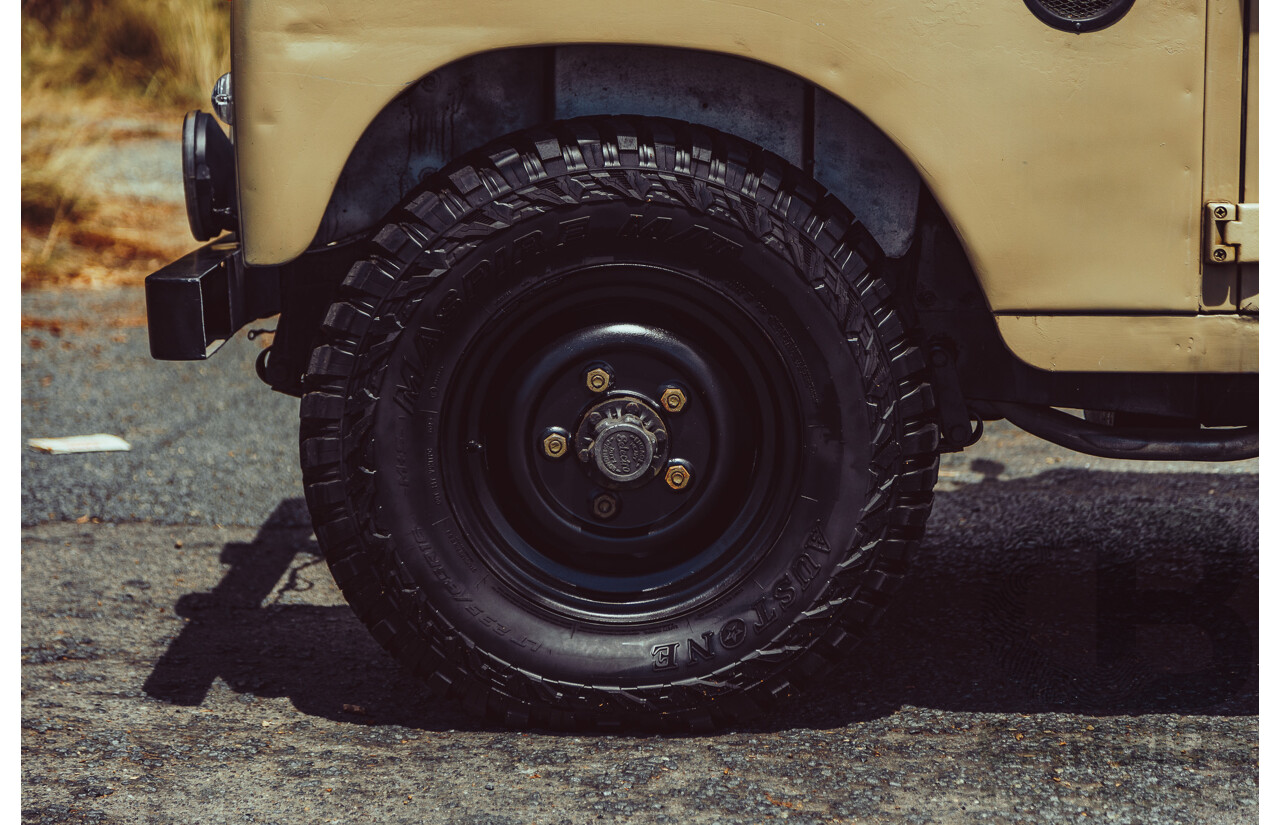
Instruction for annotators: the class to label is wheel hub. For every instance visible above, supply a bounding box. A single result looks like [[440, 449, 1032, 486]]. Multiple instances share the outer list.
[[442, 267, 804, 616], [574, 396, 669, 487]]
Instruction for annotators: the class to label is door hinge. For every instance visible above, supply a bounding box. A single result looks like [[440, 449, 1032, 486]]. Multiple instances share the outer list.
[[1205, 202, 1259, 263]]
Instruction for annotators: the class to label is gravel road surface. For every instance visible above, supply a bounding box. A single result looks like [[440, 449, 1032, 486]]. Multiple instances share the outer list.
[[21, 286, 1258, 824]]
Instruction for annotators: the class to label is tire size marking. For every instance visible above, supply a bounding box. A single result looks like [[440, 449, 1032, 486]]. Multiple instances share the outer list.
[[395, 415, 442, 504], [395, 416, 411, 488], [652, 523, 832, 671]]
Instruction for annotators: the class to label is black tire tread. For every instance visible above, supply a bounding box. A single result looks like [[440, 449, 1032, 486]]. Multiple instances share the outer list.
[[300, 115, 939, 731]]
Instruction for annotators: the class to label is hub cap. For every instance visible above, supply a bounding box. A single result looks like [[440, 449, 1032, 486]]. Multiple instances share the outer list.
[[575, 396, 669, 487]]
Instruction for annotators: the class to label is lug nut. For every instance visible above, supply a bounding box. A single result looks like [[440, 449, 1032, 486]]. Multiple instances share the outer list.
[[664, 463, 692, 491], [542, 430, 568, 459], [592, 492, 619, 520], [660, 386, 688, 413], [586, 367, 612, 393]]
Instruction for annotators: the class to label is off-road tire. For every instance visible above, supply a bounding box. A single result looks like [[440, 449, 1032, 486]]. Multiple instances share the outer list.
[[300, 116, 939, 731]]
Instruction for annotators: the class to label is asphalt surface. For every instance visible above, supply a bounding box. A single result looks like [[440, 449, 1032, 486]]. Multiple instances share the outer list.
[[21, 286, 1259, 824]]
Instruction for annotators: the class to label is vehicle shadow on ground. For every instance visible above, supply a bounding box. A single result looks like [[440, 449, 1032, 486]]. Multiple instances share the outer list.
[[143, 467, 1257, 733]]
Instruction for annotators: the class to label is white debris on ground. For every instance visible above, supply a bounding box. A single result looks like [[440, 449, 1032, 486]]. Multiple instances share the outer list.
[[28, 434, 132, 454]]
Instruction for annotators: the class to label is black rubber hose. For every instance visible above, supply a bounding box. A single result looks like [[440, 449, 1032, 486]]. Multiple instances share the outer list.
[[990, 401, 1258, 462]]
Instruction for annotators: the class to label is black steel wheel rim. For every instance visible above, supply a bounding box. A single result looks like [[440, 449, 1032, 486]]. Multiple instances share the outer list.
[[440, 263, 804, 623]]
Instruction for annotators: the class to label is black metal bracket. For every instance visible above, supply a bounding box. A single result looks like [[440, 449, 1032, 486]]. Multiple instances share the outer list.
[[145, 236, 280, 360], [927, 342, 983, 452], [261, 239, 366, 397]]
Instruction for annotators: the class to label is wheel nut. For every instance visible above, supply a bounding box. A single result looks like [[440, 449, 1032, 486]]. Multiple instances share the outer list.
[[660, 386, 688, 413], [592, 492, 619, 520], [586, 367, 612, 393], [664, 464, 692, 491], [542, 432, 568, 459]]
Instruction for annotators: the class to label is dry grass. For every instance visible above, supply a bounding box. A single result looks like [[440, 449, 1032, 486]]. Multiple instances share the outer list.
[[22, 0, 230, 108], [22, 0, 229, 290], [21, 90, 197, 290]]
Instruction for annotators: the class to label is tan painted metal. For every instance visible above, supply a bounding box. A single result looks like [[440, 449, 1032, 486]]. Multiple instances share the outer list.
[[232, 0, 1256, 373], [1199, 0, 1246, 310], [994, 314, 1257, 373], [1240, 0, 1259, 312]]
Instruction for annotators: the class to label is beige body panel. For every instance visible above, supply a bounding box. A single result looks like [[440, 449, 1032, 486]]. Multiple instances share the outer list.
[[995, 314, 1257, 373], [1199, 0, 1245, 311], [1239, 0, 1259, 312], [233, 0, 1254, 373]]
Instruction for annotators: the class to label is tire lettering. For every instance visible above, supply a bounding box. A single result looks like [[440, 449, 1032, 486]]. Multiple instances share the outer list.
[[509, 635, 542, 652], [442, 527, 477, 571], [686, 632, 716, 665], [773, 574, 796, 608], [423, 447, 442, 506], [415, 529, 471, 603], [651, 642, 680, 671], [620, 214, 673, 241], [511, 230, 545, 265], [457, 603, 539, 647], [394, 417, 411, 487], [751, 596, 778, 633], [649, 519, 838, 667], [668, 225, 742, 258], [433, 224, 573, 324], [805, 523, 832, 555], [619, 214, 741, 257], [426, 367, 444, 402], [478, 614, 511, 636], [767, 315, 818, 402], [792, 552, 822, 591], [650, 622, 749, 668]]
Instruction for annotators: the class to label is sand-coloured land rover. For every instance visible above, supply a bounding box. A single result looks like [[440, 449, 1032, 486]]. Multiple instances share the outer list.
[[147, 0, 1258, 729]]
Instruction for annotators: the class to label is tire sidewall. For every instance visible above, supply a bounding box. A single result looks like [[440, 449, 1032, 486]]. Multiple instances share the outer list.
[[358, 197, 879, 692]]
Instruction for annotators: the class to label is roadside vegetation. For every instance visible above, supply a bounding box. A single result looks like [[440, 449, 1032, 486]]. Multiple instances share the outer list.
[[21, 0, 230, 288]]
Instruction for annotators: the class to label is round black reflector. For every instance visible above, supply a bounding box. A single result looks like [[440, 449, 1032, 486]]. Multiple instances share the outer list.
[[1023, 0, 1137, 33]]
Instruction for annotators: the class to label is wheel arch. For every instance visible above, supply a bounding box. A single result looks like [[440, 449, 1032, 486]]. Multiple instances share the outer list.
[[256, 44, 992, 406], [306, 45, 929, 263]]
